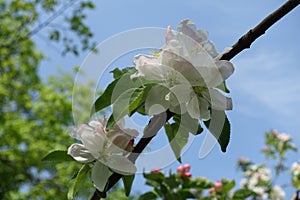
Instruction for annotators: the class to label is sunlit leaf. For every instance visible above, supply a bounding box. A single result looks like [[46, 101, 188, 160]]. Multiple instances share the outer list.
[[42, 150, 74, 162]]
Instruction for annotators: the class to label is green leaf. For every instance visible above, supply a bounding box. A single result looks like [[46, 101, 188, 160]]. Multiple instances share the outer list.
[[173, 113, 203, 135], [221, 179, 235, 193], [106, 87, 145, 128], [204, 110, 231, 152], [164, 122, 189, 163], [122, 175, 135, 197], [92, 78, 118, 114], [189, 177, 213, 189], [164, 174, 180, 189], [232, 189, 256, 199], [92, 71, 142, 115], [177, 189, 196, 199], [42, 150, 74, 162], [68, 164, 90, 200], [138, 191, 158, 200], [110, 67, 136, 79], [143, 172, 165, 183]]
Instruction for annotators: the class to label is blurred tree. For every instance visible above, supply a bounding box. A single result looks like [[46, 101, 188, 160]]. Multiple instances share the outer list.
[[0, 0, 98, 199]]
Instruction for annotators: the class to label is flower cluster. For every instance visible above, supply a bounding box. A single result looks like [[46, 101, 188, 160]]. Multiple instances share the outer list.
[[240, 165, 272, 199], [177, 163, 192, 178], [291, 162, 300, 188], [67, 118, 138, 191], [239, 164, 286, 200], [131, 19, 234, 120], [262, 130, 296, 161]]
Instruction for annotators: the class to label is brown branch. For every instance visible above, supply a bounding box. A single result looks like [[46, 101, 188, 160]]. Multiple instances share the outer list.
[[220, 0, 300, 61], [90, 0, 300, 199]]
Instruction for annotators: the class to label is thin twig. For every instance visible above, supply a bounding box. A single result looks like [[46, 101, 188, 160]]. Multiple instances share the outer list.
[[220, 0, 300, 61], [90, 0, 300, 199]]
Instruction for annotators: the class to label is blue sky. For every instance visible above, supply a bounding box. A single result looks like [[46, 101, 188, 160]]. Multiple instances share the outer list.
[[36, 0, 300, 198]]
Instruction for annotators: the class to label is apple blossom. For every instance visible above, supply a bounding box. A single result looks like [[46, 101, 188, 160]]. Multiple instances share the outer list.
[[131, 19, 234, 120], [67, 118, 138, 191], [270, 185, 285, 200], [291, 162, 300, 176], [277, 133, 291, 142]]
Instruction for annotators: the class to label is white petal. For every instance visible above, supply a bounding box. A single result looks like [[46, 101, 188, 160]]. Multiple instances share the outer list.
[[107, 155, 136, 175], [203, 40, 218, 58], [67, 143, 95, 163], [114, 118, 125, 130], [92, 161, 110, 192], [198, 97, 211, 121], [133, 54, 166, 81], [214, 60, 234, 82], [203, 89, 232, 110], [187, 96, 200, 119], [168, 84, 192, 114], [177, 19, 207, 44], [80, 130, 106, 159], [77, 124, 93, 139], [88, 120, 103, 128], [144, 85, 169, 115]]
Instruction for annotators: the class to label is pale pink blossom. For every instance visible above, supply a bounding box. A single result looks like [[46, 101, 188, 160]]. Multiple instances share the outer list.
[[68, 118, 138, 191], [277, 133, 291, 142]]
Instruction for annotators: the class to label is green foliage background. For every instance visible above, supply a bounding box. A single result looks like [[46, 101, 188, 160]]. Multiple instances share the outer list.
[[0, 0, 130, 199]]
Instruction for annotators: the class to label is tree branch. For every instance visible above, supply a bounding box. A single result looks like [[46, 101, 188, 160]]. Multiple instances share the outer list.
[[220, 0, 300, 61], [91, 0, 300, 199]]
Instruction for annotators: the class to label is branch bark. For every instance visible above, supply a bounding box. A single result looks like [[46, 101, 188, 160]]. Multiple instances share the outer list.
[[91, 0, 300, 199]]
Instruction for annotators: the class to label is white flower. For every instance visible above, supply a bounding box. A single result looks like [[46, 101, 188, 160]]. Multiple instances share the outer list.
[[252, 187, 268, 199], [68, 119, 138, 191], [270, 185, 285, 200], [291, 162, 300, 176], [277, 133, 291, 142], [131, 19, 234, 120]]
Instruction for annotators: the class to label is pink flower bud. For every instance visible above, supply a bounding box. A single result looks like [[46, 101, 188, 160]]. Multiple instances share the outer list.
[[151, 168, 162, 173], [214, 180, 222, 192], [183, 172, 192, 178], [177, 164, 192, 178]]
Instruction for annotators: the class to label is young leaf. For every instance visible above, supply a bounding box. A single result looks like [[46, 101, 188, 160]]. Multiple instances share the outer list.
[[221, 179, 235, 193], [164, 122, 189, 163], [92, 78, 118, 114], [173, 113, 203, 135], [122, 175, 135, 197], [68, 164, 90, 200], [110, 67, 136, 79], [177, 189, 196, 199], [204, 110, 231, 152], [232, 189, 256, 199], [42, 150, 74, 162], [189, 177, 213, 189], [138, 191, 158, 200], [106, 87, 145, 128]]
